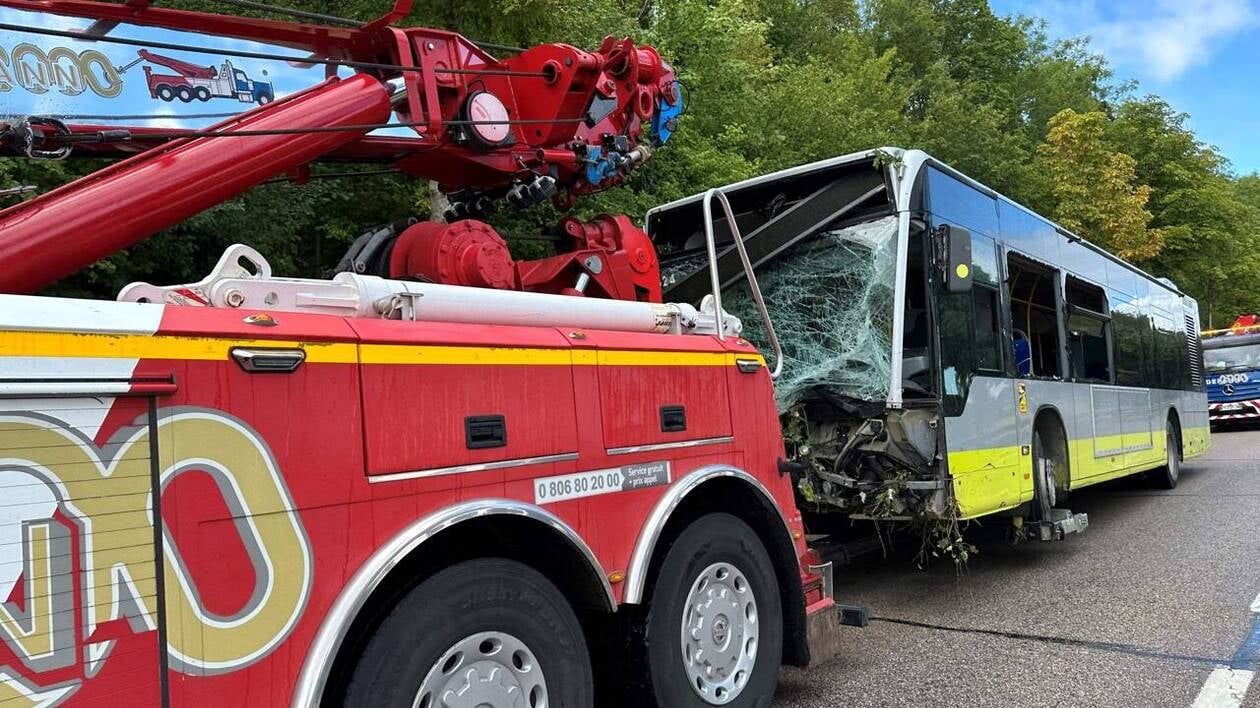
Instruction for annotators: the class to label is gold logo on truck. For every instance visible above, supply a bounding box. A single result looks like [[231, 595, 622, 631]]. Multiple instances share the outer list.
[[0, 409, 312, 705]]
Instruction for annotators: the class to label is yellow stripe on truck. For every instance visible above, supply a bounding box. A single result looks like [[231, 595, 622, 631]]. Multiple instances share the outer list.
[[0, 330, 763, 368]]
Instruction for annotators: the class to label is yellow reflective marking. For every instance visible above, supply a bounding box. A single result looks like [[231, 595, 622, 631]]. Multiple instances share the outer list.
[[359, 344, 574, 366], [0, 330, 764, 368], [0, 331, 356, 363]]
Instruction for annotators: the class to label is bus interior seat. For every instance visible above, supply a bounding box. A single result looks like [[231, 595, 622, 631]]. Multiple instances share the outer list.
[[1013, 329, 1033, 376]]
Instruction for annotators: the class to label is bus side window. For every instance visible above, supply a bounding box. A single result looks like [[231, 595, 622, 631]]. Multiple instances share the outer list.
[[1065, 276, 1111, 383], [1006, 255, 1063, 379]]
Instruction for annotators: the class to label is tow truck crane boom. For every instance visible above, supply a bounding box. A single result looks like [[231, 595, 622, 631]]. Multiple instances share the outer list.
[[135, 48, 217, 78], [0, 0, 682, 298]]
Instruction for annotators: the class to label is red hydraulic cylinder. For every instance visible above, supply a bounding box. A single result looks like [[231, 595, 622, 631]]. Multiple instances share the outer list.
[[0, 72, 393, 293]]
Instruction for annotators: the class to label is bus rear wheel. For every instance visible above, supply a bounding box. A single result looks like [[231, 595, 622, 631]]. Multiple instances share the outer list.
[[342, 558, 593, 708], [637, 513, 782, 707], [1149, 422, 1181, 490]]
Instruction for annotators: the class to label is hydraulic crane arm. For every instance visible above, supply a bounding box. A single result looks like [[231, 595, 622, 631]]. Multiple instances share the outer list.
[[0, 0, 683, 295], [135, 48, 217, 78]]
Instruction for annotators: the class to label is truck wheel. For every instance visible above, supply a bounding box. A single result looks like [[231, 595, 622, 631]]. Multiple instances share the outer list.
[[1149, 422, 1181, 490], [195, 87, 211, 102], [176, 86, 193, 103], [343, 558, 593, 708], [640, 513, 782, 707], [257, 94, 273, 105], [156, 85, 175, 102]]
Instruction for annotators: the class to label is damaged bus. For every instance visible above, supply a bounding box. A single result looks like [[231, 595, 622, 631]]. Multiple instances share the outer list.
[[649, 148, 1210, 540]]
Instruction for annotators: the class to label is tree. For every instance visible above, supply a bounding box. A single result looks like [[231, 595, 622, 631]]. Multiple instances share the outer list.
[[1037, 109, 1163, 262]]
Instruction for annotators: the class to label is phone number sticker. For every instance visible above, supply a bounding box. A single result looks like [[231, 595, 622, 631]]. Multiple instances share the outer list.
[[534, 461, 671, 504]]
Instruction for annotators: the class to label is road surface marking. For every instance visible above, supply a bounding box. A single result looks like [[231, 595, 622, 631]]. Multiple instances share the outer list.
[[1195, 600, 1260, 707], [1192, 669, 1254, 708]]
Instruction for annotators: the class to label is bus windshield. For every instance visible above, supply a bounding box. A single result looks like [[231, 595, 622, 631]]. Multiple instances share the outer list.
[[725, 215, 899, 408], [1205, 343, 1260, 372]]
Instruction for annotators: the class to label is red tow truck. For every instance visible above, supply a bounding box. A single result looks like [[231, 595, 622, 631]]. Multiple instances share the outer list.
[[128, 49, 276, 105], [0, 1, 858, 706]]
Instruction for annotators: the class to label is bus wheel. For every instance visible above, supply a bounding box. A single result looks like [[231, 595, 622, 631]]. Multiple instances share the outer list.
[[1032, 429, 1057, 520], [1150, 423, 1181, 490], [640, 513, 782, 707], [343, 558, 593, 708]]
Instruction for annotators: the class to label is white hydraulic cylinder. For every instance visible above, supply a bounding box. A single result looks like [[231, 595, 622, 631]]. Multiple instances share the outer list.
[[119, 244, 741, 337]]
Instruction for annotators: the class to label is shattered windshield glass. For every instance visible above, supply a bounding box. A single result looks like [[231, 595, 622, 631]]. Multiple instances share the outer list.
[[723, 215, 900, 409]]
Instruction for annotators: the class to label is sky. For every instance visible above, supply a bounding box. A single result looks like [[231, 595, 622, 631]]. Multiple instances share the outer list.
[[990, 0, 1260, 175]]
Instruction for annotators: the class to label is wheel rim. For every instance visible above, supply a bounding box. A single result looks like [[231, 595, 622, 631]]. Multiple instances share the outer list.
[[680, 561, 759, 705], [413, 631, 547, 708]]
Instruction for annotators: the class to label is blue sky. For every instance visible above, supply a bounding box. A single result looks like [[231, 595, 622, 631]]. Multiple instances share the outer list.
[[990, 0, 1260, 175]]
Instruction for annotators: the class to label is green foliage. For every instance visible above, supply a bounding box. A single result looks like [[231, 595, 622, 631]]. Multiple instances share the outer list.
[[1, 0, 1257, 321]]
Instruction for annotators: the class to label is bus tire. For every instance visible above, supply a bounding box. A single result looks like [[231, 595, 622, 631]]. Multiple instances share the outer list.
[[1150, 422, 1181, 490], [639, 513, 782, 707], [342, 558, 593, 708]]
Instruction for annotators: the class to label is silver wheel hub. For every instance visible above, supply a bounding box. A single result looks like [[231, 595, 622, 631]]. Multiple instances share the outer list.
[[413, 631, 547, 708], [681, 562, 758, 705]]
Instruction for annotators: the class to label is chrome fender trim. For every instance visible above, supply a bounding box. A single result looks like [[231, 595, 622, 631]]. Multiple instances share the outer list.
[[292, 498, 615, 707], [622, 464, 793, 605]]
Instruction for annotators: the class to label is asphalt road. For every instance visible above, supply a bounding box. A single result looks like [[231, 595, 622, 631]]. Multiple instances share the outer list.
[[775, 427, 1260, 708]]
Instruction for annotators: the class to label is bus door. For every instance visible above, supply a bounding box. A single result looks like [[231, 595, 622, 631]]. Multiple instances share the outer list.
[[937, 230, 1023, 516]]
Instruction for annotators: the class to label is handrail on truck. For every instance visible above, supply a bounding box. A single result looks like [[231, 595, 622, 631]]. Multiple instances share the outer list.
[[701, 187, 784, 379]]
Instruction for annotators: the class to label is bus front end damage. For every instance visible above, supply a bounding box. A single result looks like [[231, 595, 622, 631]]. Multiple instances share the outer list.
[[784, 402, 950, 521], [648, 151, 954, 530]]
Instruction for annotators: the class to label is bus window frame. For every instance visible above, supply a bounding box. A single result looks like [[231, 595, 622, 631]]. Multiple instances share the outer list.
[[1063, 274, 1114, 385], [1004, 249, 1068, 382]]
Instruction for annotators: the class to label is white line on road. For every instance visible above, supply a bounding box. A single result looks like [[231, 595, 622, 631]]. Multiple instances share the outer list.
[[1192, 668, 1254, 708]]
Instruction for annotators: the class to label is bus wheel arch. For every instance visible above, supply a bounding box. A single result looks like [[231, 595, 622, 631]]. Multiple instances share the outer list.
[[1031, 407, 1071, 517], [303, 500, 616, 706], [624, 466, 809, 669]]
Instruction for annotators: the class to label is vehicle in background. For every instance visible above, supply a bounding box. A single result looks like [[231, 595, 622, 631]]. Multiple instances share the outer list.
[[650, 148, 1209, 542], [1203, 316, 1260, 426]]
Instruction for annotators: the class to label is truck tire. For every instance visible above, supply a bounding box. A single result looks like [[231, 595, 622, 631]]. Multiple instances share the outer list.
[[343, 558, 593, 708], [639, 513, 782, 707], [195, 87, 211, 102], [1149, 422, 1181, 490], [156, 85, 175, 102], [176, 86, 193, 103]]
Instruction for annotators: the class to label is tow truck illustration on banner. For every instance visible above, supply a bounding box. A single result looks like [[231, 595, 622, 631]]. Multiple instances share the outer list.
[[118, 49, 274, 105]]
